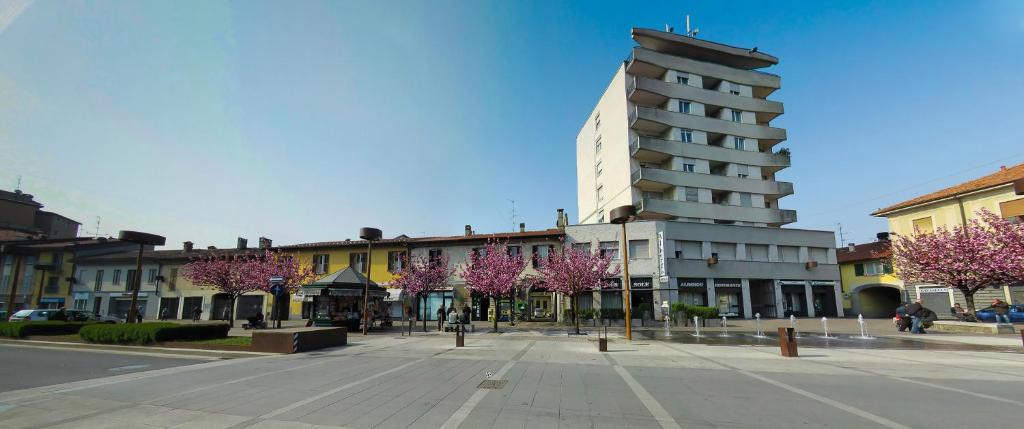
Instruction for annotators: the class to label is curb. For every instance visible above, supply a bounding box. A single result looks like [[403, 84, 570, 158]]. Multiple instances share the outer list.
[[0, 338, 276, 359]]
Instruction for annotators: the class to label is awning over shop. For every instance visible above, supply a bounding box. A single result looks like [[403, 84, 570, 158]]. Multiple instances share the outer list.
[[301, 266, 387, 298]]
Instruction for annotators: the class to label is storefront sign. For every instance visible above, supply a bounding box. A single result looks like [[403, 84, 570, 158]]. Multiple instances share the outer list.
[[919, 287, 950, 293], [714, 279, 741, 288], [72, 293, 90, 300], [631, 277, 653, 289], [657, 231, 667, 282], [678, 278, 706, 288]]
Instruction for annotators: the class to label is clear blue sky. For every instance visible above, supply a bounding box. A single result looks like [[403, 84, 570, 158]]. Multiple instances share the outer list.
[[2, 0, 1022, 249]]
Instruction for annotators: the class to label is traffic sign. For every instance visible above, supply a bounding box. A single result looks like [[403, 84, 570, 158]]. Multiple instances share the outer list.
[[270, 284, 286, 297]]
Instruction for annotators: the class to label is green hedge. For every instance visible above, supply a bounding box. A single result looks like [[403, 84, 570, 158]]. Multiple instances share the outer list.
[[670, 303, 719, 320], [79, 323, 230, 344], [0, 322, 99, 338]]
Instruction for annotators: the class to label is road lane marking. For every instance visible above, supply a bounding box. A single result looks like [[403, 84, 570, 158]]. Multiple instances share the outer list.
[[745, 346, 1024, 407], [659, 343, 912, 429], [612, 365, 683, 429], [438, 340, 535, 429], [109, 365, 149, 372], [258, 358, 427, 419]]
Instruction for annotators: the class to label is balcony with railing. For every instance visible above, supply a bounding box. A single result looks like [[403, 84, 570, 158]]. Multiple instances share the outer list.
[[630, 136, 790, 170], [637, 197, 797, 227], [628, 106, 786, 145], [627, 76, 783, 122], [631, 167, 794, 198]]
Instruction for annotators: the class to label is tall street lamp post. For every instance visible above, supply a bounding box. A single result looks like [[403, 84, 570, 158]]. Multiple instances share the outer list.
[[610, 205, 637, 341], [119, 231, 166, 324], [359, 227, 382, 335]]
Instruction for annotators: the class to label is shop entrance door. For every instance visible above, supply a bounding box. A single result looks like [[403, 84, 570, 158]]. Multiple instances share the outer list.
[[182, 297, 203, 320], [471, 292, 490, 321], [159, 298, 179, 319], [630, 289, 654, 321], [529, 292, 552, 321]]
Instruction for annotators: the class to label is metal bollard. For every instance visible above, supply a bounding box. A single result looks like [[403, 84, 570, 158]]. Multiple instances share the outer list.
[[598, 325, 608, 352], [778, 327, 798, 357], [455, 325, 465, 348]]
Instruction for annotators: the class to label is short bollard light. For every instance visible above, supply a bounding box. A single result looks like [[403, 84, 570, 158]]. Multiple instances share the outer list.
[[778, 327, 798, 357]]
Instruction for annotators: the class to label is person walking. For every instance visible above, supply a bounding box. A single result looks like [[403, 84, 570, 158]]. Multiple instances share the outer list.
[[905, 299, 925, 334], [135, 306, 144, 324], [436, 306, 445, 331], [992, 299, 1011, 324], [191, 306, 202, 322]]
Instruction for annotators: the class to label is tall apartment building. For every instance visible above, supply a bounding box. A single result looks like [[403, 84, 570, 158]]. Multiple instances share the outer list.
[[574, 27, 842, 318], [578, 28, 792, 226]]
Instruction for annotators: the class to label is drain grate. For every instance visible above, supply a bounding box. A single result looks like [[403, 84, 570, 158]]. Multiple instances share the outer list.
[[477, 379, 508, 389]]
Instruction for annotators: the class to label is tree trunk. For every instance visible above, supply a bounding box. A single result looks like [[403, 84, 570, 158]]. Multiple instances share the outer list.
[[492, 296, 499, 333], [962, 285, 977, 314], [228, 295, 237, 328], [422, 294, 428, 332], [573, 294, 581, 335]]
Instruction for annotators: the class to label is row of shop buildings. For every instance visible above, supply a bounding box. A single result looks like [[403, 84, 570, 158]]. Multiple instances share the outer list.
[[1, 209, 844, 322]]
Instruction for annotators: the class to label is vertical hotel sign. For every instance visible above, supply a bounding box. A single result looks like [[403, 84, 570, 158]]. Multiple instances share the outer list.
[[657, 231, 668, 283]]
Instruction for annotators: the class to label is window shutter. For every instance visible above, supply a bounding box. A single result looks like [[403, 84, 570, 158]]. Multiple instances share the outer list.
[[854, 264, 864, 276]]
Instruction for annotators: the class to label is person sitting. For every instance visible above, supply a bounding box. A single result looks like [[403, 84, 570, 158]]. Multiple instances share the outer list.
[[952, 303, 969, 322], [446, 308, 460, 332]]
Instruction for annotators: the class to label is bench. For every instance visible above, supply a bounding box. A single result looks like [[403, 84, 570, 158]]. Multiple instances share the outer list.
[[444, 322, 473, 333], [929, 321, 1016, 335]]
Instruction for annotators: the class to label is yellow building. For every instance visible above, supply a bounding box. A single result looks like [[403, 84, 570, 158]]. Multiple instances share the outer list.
[[872, 163, 1024, 309], [837, 240, 904, 317], [279, 237, 410, 318]]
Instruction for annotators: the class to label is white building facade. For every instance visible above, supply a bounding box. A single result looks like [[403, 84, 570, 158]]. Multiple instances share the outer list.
[[573, 28, 842, 318]]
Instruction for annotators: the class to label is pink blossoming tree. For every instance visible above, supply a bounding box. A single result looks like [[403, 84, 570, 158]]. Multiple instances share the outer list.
[[461, 240, 527, 333], [534, 242, 620, 334], [391, 254, 453, 332], [889, 209, 1024, 313], [183, 249, 316, 327]]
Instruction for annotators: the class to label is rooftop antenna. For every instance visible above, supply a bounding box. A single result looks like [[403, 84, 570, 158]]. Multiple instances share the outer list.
[[93, 216, 102, 238], [685, 15, 700, 37], [509, 199, 518, 232], [15, 174, 22, 191]]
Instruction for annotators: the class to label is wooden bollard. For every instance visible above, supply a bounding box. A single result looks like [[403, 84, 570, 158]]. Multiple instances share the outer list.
[[778, 327, 798, 357]]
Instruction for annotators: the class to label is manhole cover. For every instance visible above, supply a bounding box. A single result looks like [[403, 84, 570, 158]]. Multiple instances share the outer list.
[[477, 379, 508, 389]]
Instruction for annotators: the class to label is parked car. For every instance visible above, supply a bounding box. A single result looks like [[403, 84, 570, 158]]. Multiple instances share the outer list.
[[974, 304, 1024, 323], [67, 310, 121, 323], [8, 309, 53, 322]]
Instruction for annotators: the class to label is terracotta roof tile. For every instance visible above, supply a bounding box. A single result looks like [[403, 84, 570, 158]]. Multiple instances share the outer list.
[[836, 241, 890, 263], [872, 163, 1024, 216]]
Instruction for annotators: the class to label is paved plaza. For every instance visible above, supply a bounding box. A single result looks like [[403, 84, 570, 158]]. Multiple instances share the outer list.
[[0, 333, 1022, 429]]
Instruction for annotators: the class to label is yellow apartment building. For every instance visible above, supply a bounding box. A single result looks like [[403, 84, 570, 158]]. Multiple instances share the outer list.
[[872, 163, 1024, 310]]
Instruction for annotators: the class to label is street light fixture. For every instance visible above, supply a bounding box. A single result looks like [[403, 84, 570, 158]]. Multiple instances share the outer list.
[[359, 227, 382, 335], [610, 205, 637, 341], [118, 231, 166, 324]]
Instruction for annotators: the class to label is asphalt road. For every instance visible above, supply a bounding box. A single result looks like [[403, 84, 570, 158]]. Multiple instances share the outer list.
[[0, 344, 207, 393]]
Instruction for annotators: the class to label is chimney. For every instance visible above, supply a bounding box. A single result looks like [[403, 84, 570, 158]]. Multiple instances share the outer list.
[[847, 243, 855, 252], [183, 241, 194, 252], [556, 208, 568, 231], [1000, 165, 1007, 171], [464, 225, 473, 236], [876, 232, 890, 241], [259, 237, 272, 249], [519, 222, 526, 233], [236, 237, 248, 250]]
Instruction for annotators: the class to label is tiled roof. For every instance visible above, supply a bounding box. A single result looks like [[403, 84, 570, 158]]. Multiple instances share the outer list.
[[411, 229, 564, 245], [278, 236, 411, 250], [836, 241, 890, 264], [76, 247, 266, 263], [872, 163, 1024, 216]]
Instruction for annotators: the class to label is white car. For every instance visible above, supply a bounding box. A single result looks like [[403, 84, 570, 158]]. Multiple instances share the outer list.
[[8, 309, 53, 322]]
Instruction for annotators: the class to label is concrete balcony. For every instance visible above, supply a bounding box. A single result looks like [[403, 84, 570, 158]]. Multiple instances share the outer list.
[[629, 106, 786, 145], [626, 47, 780, 98], [637, 197, 797, 226], [631, 167, 794, 198], [627, 76, 783, 123], [630, 136, 790, 173]]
